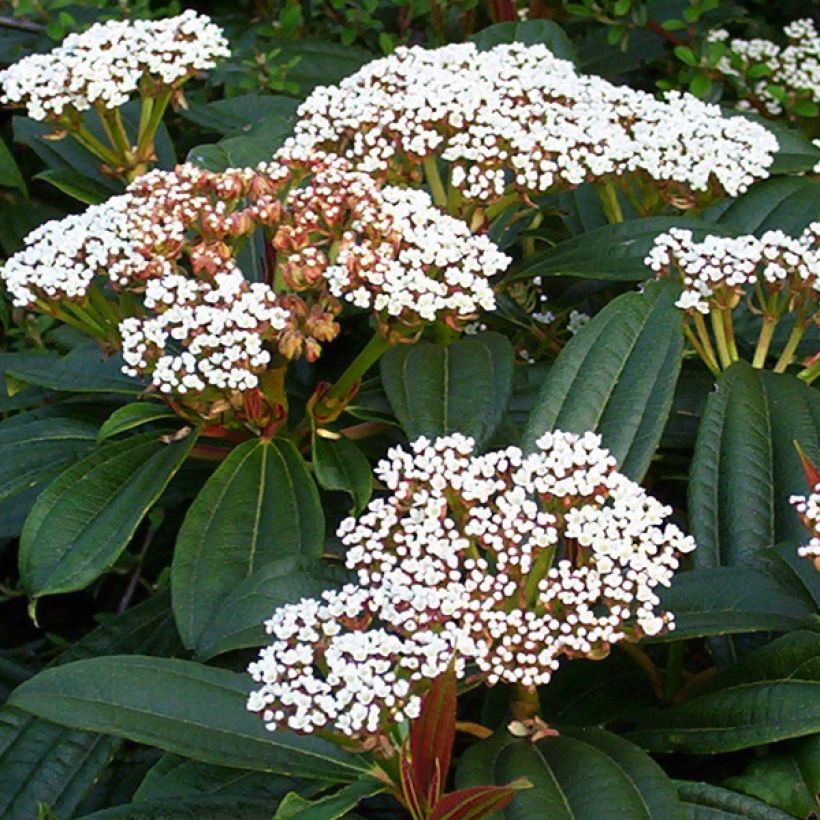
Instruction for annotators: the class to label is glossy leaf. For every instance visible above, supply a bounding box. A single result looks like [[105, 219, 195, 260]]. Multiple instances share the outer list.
[[79, 796, 275, 818], [20, 430, 198, 598], [172, 438, 324, 650], [676, 781, 794, 819], [471, 20, 576, 62], [459, 727, 683, 819], [380, 333, 514, 450], [274, 777, 385, 819], [0, 134, 26, 194], [8, 656, 365, 781], [689, 363, 820, 568], [98, 402, 177, 442], [509, 218, 737, 283], [33, 169, 111, 204], [522, 279, 683, 480], [312, 434, 372, 513], [180, 94, 299, 136], [652, 566, 814, 641], [629, 631, 820, 753], [194, 557, 348, 660], [0, 594, 179, 820]]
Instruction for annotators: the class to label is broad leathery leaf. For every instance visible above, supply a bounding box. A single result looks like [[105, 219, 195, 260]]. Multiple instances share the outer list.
[[651, 566, 814, 641], [707, 176, 820, 236], [180, 94, 299, 136], [509, 218, 738, 283], [172, 437, 324, 650], [270, 40, 374, 92], [410, 668, 457, 805], [380, 333, 514, 450], [0, 594, 179, 820], [457, 727, 682, 819], [20, 430, 198, 598], [471, 20, 576, 62], [723, 735, 819, 818], [33, 169, 111, 204], [764, 542, 820, 610], [522, 279, 683, 480], [0, 133, 26, 194], [312, 434, 372, 513], [736, 113, 820, 176], [429, 785, 522, 820], [274, 777, 385, 819], [6, 343, 146, 395], [689, 363, 820, 568], [79, 796, 279, 818], [8, 656, 365, 781], [195, 557, 349, 660], [676, 780, 794, 819], [98, 402, 176, 442], [0, 416, 97, 504], [628, 631, 820, 753]]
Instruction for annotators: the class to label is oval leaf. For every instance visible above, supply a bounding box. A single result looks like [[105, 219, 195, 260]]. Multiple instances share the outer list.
[[172, 438, 325, 650], [522, 279, 684, 480], [380, 332, 514, 450], [312, 435, 372, 513], [20, 431, 197, 598], [98, 402, 176, 442], [677, 780, 794, 819]]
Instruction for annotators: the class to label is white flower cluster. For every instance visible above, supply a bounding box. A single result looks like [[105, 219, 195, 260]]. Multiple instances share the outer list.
[[710, 19, 820, 116], [120, 271, 290, 394], [325, 184, 508, 322], [0, 195, 144, 308], [248, 431, 696, 738], [0, 11, 229, 121], [291, 42, 777, 201], [790, 484, 820, 565], [645, 224, 820, 314]]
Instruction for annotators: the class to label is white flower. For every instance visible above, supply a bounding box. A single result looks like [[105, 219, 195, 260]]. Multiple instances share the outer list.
[[791, 483, 820, 566], [0, 11, 229, 121], [291, 42, 777, 202]]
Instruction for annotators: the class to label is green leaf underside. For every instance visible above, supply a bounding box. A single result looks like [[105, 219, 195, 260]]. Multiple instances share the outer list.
[[676, 780, 794, 819], [522, 279, 683, 480], [8, 656, 364, 781], [20, 431, 198, 598], [172, 437, 324, 650]]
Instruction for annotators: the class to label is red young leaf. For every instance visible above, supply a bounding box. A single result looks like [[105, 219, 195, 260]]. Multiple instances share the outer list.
[[399, 744, 424, 820], [409, 666, 457, 805], [795, 441, 820, 487], [428, 785, 520, 820]]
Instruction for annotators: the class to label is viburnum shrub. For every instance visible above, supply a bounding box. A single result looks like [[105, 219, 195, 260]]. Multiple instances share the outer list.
[[0, 4, 818, 820]]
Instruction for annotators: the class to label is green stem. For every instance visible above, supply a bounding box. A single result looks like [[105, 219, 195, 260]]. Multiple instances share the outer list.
[[71, 125, 122, 168], [692, 312, 719, 374], [798, 357, 820, 384], [751, 315, 778, 369], [684, 322, 719, 376], [597, 180, 624, 224], [523, 212, 543, 259], [510, 683, 540, 721], [722, 309, 739, 362], [773, 316, 806, 373], [136, 96, 155, 147], [422, 156, 448, 209], [710, 309, 732, 369]]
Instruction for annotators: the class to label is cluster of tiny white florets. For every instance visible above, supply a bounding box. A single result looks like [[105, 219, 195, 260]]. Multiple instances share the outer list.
[[645, 223, 820, 314], [709, 19, 819, 116], [790, 484, 820, 565], [120, 270, 290, 394], [0, 11, 229, 121], [248, 431, 696, 738], [290, 42, 777, 202]]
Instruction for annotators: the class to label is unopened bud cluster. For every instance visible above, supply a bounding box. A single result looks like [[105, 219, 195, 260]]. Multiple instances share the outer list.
[[791, 485, 820, 565], [2, 150, 509, 399], [646, 224, 820, 315], [248, 431, 695, 741], [0, 11, 229, 122], [708, 19, 819, 117], [291, 42, 777, 204]]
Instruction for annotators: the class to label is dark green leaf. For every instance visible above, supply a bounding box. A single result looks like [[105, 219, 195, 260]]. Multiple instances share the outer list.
[[522, 280, 683, 480], [312, 435, 372, 513], [79, 795, 276, 818], [33, 169, 111, 204], [380, 333, 514, 451], [195, 557, 348, 660], [8, 656, 364, 781], [98, 402, 177, 442], [180, 94, 300, 136], [689, 363, 820, 568], [677, 780, 794, 819], [628, 631, 820, 753], [509, 218, 737, 283], [20, 430, 198, 598], [652, 566, 814, 641], [172, 438, 324, 650], [0, 134, 27, 194], [274, 777, 385, 819], [471, 20, 576, 62]]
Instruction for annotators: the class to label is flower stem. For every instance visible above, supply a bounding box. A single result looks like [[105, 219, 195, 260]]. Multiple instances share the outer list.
[[709, 308, 732, 369], [773, 316, 806, 373], [684, 320, 719, 376], [620, 643, 664, 700], [422, 156, 448, 209], [691, 312, 720, 374], [71, 125, 122, 168], [510, 683, 540, 720], [798, 356, 820, 385], [597, 180, 624, 224], [752, 315, 778, 369]]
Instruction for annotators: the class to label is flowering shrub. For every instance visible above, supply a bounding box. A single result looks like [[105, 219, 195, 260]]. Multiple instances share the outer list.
[[0, 3, 817, 819]]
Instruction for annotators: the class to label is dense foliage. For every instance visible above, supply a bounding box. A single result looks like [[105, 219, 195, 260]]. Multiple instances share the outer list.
[[0, 1, 818, 818]]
